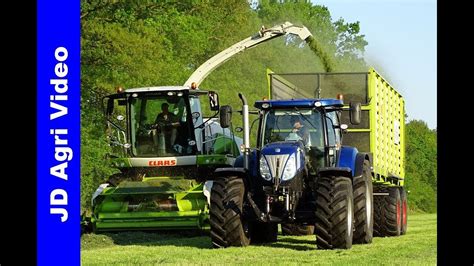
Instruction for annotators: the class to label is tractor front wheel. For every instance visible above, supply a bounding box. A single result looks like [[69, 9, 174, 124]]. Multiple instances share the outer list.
[[314, 176, 354, 249], [210, 176, 250, 248]]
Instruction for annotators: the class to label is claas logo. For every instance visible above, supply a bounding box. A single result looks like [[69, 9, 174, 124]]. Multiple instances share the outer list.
[[148, 159, 177, 166]]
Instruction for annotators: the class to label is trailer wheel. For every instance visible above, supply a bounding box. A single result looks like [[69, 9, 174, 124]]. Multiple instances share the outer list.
[[210, 176, 250, 248], [251, 222, 278, 243], [314, 176, 354, 249], [400, 187, 408, 235], [281, 223, 314, 236], [373, 189, 383, 237], [352, 160, 374, 244], [373, 187, 401, 237]]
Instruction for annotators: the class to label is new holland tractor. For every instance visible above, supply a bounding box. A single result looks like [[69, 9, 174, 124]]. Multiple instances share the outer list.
[[210, 68, 406, 249], [84, 22, 316, 232]]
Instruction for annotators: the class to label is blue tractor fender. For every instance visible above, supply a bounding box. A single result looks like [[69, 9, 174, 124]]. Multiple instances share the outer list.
[[353, 152, 372, 177], [233, 150, 258, 178], [338, 146, 373, 177], [318, 167, 353, 179], [234, 155, 244, 167], [338, 146, 359, 176], [214, 167, 247, 178], [214, 150, 258, 180]]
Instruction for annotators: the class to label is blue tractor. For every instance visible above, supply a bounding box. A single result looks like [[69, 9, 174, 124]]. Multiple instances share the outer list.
[[209, 93, 373, 249]]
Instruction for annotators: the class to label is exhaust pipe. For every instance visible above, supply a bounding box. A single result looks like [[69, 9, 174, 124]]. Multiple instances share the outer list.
[[238, 93, 250, 170]]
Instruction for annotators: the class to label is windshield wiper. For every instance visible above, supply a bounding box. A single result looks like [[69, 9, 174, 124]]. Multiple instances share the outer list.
[[293, 107, 318, 129]]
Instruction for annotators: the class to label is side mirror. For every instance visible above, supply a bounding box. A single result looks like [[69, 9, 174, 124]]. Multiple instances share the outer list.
[[350, 102, 361, 125], [219, 105, 232, 128], [209, 91, 220, 111]]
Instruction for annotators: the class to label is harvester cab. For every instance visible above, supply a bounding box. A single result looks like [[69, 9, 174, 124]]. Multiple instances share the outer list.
[[103, 87, 231, 160]]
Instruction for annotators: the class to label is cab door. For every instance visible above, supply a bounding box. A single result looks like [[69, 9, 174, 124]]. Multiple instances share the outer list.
[[103, 94, 129, 157], [324, 111, 342, 167]]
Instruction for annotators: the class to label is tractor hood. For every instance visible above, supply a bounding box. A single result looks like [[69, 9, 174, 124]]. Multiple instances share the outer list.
[[259, 141, 306, 182], [261, 141, 304, 156]]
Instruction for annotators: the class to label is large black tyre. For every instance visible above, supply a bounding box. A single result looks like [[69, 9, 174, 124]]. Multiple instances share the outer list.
[[373, 187, 401, 237], [281, 223, 314, 236], [314, 176, 354, 249], [352, 160, 374, 244], [400, 187, 408, 235], [251, 222, 278, 243], [210, 176, 250, 248], [106, 173, 125, 187], [373, 191, 383, 237]]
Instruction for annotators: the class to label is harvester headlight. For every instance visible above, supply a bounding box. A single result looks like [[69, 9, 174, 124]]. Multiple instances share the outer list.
[[281, 153, 297, 181], [261, 103, 270, 109], [259, 156, 272, 181], [314, 101, 322, 107]]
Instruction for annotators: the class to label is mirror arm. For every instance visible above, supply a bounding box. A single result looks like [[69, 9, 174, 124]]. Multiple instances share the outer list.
[[194, 109, 219, 129]]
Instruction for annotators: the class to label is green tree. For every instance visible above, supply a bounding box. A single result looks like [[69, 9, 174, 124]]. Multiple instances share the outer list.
[[405, 120, 437, 212]]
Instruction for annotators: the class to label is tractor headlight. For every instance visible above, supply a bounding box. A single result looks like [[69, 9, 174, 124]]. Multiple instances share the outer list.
[[281, 153, 297, 181], [259, 156, 272, 181]]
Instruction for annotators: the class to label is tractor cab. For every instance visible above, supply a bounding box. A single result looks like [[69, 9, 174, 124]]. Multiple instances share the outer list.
[[254, 98, 348, 174]]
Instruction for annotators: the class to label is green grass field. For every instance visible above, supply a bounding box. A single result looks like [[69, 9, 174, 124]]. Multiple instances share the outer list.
[[81, 213, 436, 265]]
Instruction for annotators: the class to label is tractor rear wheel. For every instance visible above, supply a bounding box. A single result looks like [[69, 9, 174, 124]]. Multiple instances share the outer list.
[[251, 222, 278, 243], [314, 176, 354, 249], [400, 187, 408, 235], [281, 223, 314, 236], [352, 160, 374, 244], [210, 176, 250, 248], [374, 187, 401, 237]]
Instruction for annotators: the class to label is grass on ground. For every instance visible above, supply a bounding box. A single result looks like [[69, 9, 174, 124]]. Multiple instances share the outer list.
[[81, 213, 436, 265]]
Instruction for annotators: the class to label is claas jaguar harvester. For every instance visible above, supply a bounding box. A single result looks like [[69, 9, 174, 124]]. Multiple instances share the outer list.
[[210, 68, 406, 249], [86, 22, 315, 232]]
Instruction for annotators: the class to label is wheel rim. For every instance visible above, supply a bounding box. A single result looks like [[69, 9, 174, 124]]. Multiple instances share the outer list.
[[403, 200, 407, 226], [396, 201, 401, 228], [366, 184, 372, 228], [347, 194, 353, 238]]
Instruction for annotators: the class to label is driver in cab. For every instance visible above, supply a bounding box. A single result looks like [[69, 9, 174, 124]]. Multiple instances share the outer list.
[[154, 102, 180, 151], [286, 116, 309, 145]]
